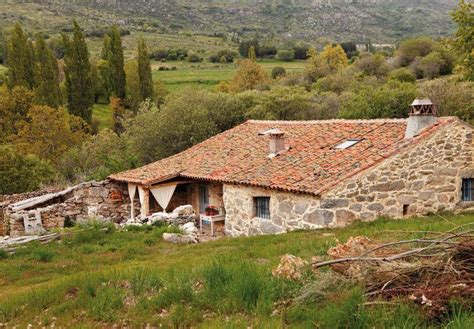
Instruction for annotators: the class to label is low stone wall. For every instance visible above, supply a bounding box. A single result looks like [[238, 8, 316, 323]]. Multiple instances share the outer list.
[[224, 121, 474, 237], [4, 180, 131, 237]]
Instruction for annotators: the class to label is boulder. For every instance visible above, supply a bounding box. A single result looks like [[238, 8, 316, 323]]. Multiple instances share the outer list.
[[180, 222, 198, 235], [172, 205, 195, 217], [163, 233, 198, 244]]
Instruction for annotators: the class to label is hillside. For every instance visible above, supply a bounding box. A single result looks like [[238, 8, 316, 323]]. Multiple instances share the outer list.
[[0, 213, 473, 327], [0, 0, 457, 42]]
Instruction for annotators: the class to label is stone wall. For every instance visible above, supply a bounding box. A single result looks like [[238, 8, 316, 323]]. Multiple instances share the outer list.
[[224, 121, 474, 236], [224, 184, 324, 236], [324, 121, 474, 224], [4, 180, 131, 237]]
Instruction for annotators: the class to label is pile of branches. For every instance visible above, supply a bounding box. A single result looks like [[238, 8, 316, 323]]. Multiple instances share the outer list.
[[312, 224, 474, 317]]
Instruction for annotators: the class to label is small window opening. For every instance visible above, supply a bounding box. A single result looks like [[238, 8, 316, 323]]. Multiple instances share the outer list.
[[335, 139, 362, 150], [403, 204, 409, 216], [254, 197, 270, 219], [462, 178, 474, 201]]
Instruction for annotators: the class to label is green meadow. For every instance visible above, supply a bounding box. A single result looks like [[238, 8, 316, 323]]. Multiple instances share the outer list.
[[0, 213, 472, 327]]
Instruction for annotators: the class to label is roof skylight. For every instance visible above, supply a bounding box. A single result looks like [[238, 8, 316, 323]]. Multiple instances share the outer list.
[[335, 139, 361, 149]]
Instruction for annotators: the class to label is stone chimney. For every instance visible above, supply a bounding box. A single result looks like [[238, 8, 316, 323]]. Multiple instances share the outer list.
[[404, 98, 437, 139], [259, 128, 287, 157]]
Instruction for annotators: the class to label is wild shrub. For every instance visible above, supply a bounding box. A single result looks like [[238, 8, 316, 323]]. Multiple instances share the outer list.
[[0, 249, 8, 260], [128, 267, 162, 296], [86, 285, 124, 322], [35, 248, 55, 262], [153, 275, 194, 310]]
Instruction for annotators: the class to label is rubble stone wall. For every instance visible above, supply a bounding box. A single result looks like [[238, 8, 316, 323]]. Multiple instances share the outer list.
[[224, 122, 474, 236], [4, 180, 130, 237]]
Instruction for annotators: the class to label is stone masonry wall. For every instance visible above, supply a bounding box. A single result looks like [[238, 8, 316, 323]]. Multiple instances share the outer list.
[[224, 121, 474, 236], [323, 121, 474, 224], [5, 180, 131, 237]]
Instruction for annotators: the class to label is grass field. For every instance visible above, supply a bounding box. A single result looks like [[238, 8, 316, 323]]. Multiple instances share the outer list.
[[92, 103, 112, 130], [152, 59, 307, 91], [0, 213, 472, 327]]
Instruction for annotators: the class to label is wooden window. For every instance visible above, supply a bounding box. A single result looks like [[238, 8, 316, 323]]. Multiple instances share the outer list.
[[462, 178, 474, 201], [254, 197, 270, 219]]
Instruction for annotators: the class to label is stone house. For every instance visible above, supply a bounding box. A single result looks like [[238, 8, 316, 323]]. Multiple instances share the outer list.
[[109, 99, 474, 236], [1, 99, 472, 237]]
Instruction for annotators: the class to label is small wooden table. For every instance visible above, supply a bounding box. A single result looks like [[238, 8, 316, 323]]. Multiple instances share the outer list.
[[200, 214, 225, 237]]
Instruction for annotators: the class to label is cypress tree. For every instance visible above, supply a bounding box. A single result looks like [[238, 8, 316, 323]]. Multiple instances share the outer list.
[[6, 23, 35, 89], [34, 34, 62, 108], [62, 20, 94, 123], [137, 37, 153, 101], [107, 26, 126, 99]]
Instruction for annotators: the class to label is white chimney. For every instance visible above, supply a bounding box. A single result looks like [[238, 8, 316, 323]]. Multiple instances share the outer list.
[[405, 98, 437, 139], [259, 128, 287, 158]]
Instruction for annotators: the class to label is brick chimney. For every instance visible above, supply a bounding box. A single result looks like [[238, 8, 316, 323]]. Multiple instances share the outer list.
[[405, 98, 437, 139], [259, 128, 287, 158]]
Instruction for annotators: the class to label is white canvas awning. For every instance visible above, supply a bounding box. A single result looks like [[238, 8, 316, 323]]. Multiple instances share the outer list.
[[151, 184, 177, 212], [128, 183, 137, 219]]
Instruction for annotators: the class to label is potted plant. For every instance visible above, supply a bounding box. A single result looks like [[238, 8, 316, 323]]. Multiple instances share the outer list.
[[205, 205, 219, 216]]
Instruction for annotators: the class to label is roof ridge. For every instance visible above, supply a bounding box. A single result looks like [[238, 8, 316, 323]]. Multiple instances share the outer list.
[[247, 118, 408, 124]]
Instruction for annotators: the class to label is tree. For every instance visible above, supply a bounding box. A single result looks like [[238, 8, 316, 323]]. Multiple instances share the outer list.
[[33, 34, 62, 108], [59, 129, 136, 182], [417, 51, 445, 79], [14, 105, 88, 164], [229, 59, 269, 92], [6, 23, 35, 89], [137, 37, 154, 101], [419, 78, 474, 124], [124, 60, 142, 111], [271, 66, 286, 79], [62, 21, 94, 123], [238, 39, 259, 58], [338, 80, 417, 119], [354, 53, 389, 77], [305, 44, 349, 82], [452, 0, 474, 80], [248, 46, 257, 61], [246, 86, 316, 120], [0, 145, 55, 194], [388, 68, 416, 83], [277, 49, 295, 61], [105, 26, 126, 99], [0, 85, 34, 140], [396, 37, 436, 67], [110, 96, 126, 134], [340, 42, 359, 59]]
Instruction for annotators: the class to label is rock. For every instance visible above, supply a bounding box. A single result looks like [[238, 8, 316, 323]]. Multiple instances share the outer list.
[[172, 205, 195, 217], [163, 233, 198, 244], [259, 220, 285, 235], [272, 254, 308, 280], [180, 222, 198, 235], [303, 209, 334, 225], [320, 198, 349, 209]]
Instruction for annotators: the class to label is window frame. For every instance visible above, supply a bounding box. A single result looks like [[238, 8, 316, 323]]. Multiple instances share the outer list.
[[461, 178, 474, 202], [253, 196, 271, 220]]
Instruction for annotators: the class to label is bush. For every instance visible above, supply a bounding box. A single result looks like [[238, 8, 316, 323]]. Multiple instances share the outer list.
[[35, 248, 55, 262], [0, 145, 55, 194], [187, 51, 202, 63], [0, 249, 8, 260], [396, 37, 436, 67], [389, 68, 416, 83], [208, 49, 239, 63], [277, 49, 295, 61], [271, 66, 286, 79]]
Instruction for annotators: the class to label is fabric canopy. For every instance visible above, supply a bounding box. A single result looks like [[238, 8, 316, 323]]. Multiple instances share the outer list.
[[151, 184, 177, 212], [127, 183, 137, 219]]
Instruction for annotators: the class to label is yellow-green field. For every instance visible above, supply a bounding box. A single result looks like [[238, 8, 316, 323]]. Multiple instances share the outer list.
[[0, 213, 472, 327], [152, 59, 307, 91]]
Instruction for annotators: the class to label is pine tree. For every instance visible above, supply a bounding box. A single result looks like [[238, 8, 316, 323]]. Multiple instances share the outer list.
[[137, 37, 153, 101], [62, 20, 94, 123], [34, 34, 62, 108], [6, 23, 35, 89], [106, 26, 126, 99]]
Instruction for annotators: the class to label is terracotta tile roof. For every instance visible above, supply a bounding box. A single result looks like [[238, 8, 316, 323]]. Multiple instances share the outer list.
[[109, 118, 456, 195]]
